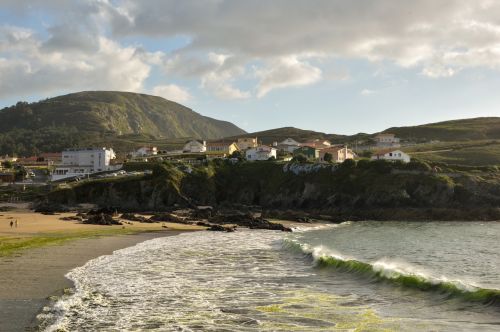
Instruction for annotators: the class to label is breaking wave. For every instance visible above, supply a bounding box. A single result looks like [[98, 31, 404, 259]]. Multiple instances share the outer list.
[[283, 238, 500, 306]]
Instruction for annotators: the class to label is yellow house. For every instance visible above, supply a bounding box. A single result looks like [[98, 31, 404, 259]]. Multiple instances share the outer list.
[[206, 141, 240, 157], [237, 137, 258, 150]]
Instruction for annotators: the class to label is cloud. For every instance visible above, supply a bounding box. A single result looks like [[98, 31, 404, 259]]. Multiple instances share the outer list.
[[152, 84, 192, 103], [0, 25, 151, 99], [361, 89, 377, 96], [165, 51, 251, 100], [255, 56, 322, 97], [4, 1, 500, 100]]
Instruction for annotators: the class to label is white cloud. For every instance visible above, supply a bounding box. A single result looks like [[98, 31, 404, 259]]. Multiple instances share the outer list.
[[0, 25, 151, 99], [165, 52, 250, 100], [361, 89, 377, 96], [4, 1, 500, 100], [152, 84, 192, 103], [255, 56, 322, 98]]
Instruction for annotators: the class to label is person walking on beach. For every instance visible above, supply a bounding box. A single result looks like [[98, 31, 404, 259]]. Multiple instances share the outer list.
[[9, 221, 13, 228], [15, 219, 18, 228]]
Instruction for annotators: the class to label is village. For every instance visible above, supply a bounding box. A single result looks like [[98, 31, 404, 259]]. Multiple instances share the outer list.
[[0, 133, 410, 184]]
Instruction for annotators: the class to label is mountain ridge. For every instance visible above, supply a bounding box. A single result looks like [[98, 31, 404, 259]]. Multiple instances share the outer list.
[[0, 91, 245, 156]]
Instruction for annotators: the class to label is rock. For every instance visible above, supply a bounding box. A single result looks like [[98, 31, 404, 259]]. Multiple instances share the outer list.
[[192, 206, 213, 219], [59, 216, 83, 221], [209, 213, 291, 232], [83, 213, 122, 226], [196, 221, 211, 227], [120, 213, 148, 222], [87, 207, 119, 216], [149, 212, 190, 224], [207, 224, 236, 232]]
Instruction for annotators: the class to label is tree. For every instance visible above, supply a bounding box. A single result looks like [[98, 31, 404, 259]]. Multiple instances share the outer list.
[[2, 161, 12, 169], [323, 152, 333, 163], [291, 154, 307, 163], [230, 150, 243, 159]]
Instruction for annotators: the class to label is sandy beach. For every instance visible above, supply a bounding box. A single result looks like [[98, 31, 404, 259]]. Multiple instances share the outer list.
[[0, 210, 203, 332]]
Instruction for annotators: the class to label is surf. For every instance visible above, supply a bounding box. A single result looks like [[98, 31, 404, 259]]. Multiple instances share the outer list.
[[283, 237, 500, 306]]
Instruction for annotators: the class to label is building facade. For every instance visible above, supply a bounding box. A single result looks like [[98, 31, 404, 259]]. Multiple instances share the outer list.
[[131, 147, 158, 158], [52, 147, 117, 181], [183, 140, 207, 153], [371, 149, 410, 163], [277, 137, 302, 153], [319, 146, 355, 163], [245, 146, 277, 161], [206, 142, 239, 156], [237, 137, 258, 150], [374, 133, 401, 148]]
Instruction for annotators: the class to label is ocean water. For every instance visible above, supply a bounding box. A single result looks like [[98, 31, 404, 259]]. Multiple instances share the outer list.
[[39, 221, 500, 331]]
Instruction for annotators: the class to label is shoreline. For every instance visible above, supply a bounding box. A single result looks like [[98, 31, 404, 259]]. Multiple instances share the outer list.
[[0, 231, 183, 332]]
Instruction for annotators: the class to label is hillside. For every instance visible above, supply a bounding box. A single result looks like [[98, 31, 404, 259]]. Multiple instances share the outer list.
[[382, 117, 500, 142], [228, 117, 500, 145], [0, 91, 245, 156], [225, 127, 354, 145]]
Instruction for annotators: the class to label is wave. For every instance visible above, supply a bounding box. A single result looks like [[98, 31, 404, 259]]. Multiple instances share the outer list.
[[291, 221, 352, 233], [283, 238, 500, 306]]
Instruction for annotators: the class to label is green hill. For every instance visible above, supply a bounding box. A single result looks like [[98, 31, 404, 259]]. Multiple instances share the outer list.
[[225, 127, 354, 145], [382, 117, 500, 142], [0, 91, 245, 156]]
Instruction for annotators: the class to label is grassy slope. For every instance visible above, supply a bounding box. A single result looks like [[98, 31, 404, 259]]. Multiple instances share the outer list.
[[0, 91, 245, 155], [384, 117, 500, 142], [227, 118, 500, 166]]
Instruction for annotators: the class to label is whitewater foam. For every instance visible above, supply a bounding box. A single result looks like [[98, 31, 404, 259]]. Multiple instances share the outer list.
[[283, 237, 500, 306]]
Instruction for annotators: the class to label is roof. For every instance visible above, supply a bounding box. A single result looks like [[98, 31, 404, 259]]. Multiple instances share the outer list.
[[207, 141, 236, 146], [184, 139, 205, 144], [39, 152, 61, 158]]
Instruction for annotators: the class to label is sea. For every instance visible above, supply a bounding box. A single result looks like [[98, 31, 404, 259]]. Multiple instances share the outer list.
[[39, 221, 500, 331]]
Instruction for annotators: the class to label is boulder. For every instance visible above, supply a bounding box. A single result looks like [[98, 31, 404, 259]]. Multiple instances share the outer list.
[[207, 224, 236, 232], [120, 213, 148, 222], [83, 213, 122, 226]]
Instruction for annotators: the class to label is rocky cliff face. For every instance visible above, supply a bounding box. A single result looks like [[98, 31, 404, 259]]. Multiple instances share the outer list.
[[46, 161, 500, 221]]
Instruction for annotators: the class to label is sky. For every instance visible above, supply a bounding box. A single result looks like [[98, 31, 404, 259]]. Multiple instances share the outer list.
[[1, 1, 500, 135]]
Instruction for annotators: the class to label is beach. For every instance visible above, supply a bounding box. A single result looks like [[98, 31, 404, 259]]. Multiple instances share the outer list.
[[0, 210, 202, 331]]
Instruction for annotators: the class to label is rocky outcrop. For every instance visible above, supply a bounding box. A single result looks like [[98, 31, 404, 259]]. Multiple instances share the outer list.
[[45, 161, 500, 221], [209, 213, 292, 232], [120, 213, 148, 222], [83, 213, 122, 226]]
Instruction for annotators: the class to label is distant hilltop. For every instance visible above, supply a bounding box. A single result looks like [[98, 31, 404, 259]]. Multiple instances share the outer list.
[[226, 117, 500, 145], [0, 91, 246, 156]]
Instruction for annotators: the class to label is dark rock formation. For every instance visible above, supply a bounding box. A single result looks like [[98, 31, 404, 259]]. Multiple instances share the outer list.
[[120, 213, 148, 222], [207, 224, 236, 232], [59, 216, 83, 221], [209, 213, 292, 232], [83, 213, 122, 225]]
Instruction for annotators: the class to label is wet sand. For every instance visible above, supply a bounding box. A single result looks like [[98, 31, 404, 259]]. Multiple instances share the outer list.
[[0, 231, 182, 332]]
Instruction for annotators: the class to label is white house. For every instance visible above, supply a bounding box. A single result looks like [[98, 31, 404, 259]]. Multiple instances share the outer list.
[[51, 147, 118, 181], [374, 133, 401, 148], [245, 146, 277, 161], [131, 146, 158, 158], [277, 137, 301, 153], [183, 140, 206, 153], [371, 149, 410, 163]]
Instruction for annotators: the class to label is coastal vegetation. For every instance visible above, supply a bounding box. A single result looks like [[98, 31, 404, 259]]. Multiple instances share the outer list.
[[45, 158, 500, 221]]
